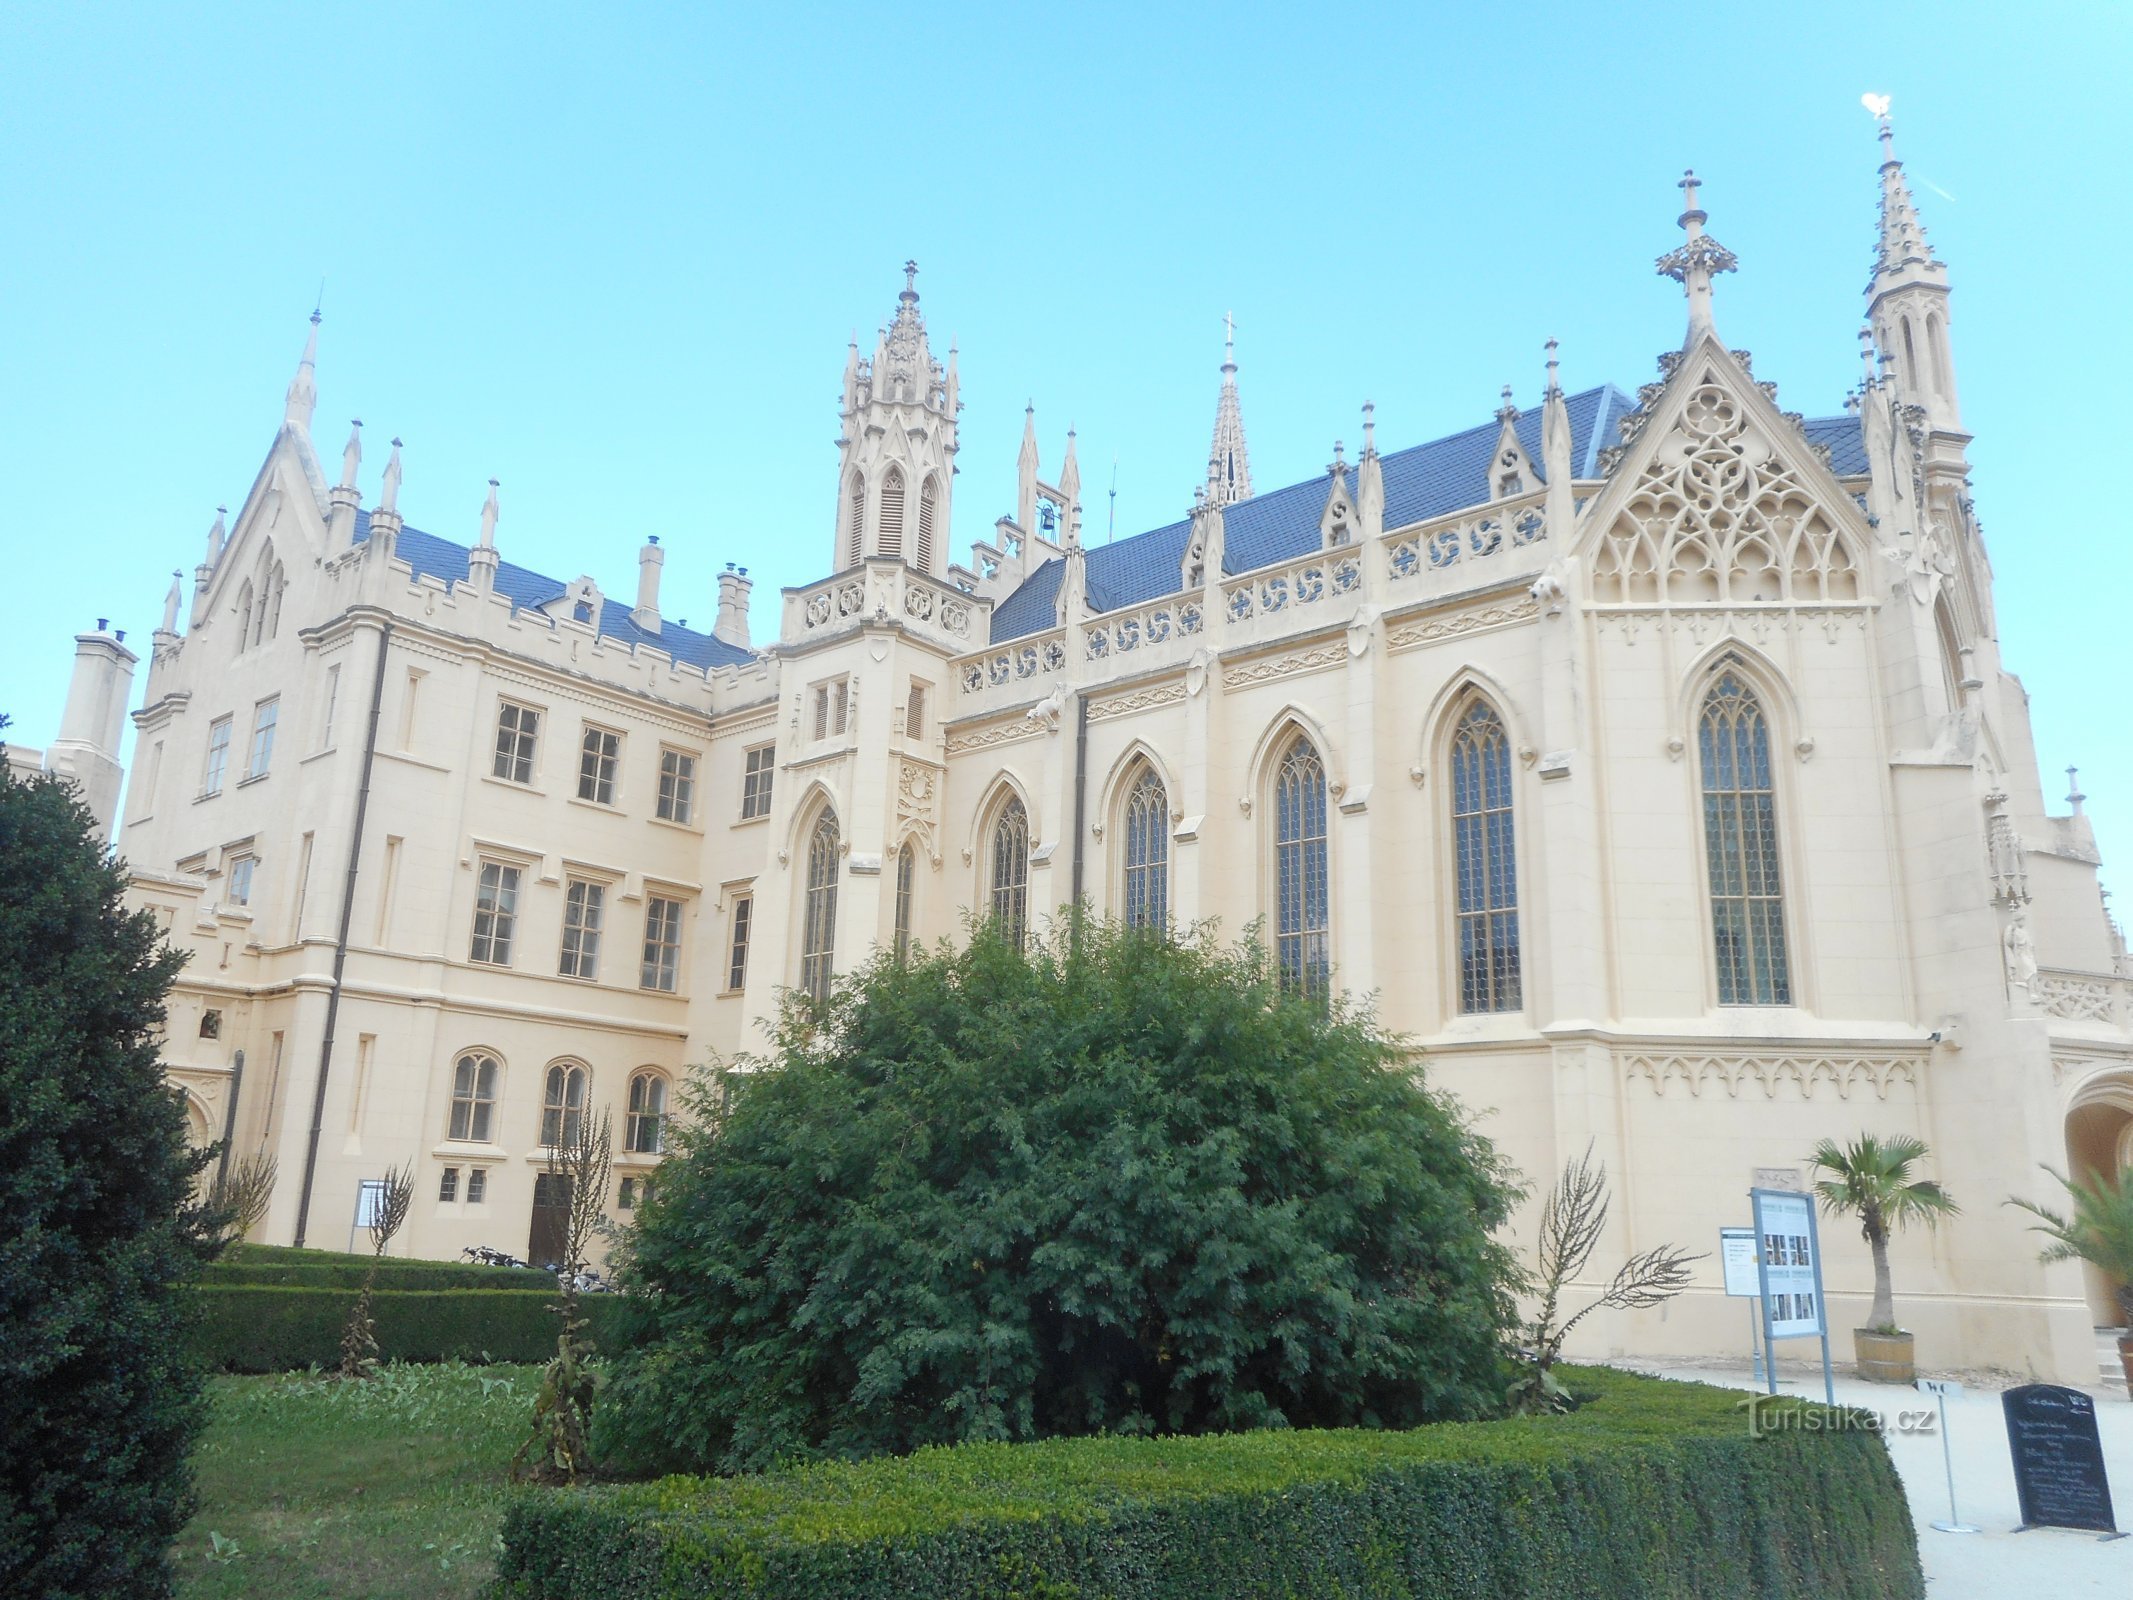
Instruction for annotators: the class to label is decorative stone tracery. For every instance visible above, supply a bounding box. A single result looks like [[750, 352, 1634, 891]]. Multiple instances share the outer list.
[[1592, 370, 1860, 606]]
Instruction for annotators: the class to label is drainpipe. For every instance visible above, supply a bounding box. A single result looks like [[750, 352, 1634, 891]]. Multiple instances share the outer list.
[[292, 619, 392, 1247], [214, 1048, 244, 1187]]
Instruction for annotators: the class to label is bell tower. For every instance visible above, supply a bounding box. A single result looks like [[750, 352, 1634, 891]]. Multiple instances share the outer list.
[[830, 263, 959, 579]]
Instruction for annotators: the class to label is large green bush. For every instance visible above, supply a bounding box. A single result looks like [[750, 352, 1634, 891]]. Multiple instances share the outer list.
[[597, 919, 1521, 1476], [500, 1368, 1924, 1599], [0, 747, 208, 1598], [191, 1285, 634, 1371]]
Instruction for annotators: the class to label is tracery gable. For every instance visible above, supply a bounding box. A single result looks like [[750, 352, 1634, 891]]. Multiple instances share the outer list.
[[1582, 341, 1865, 608]]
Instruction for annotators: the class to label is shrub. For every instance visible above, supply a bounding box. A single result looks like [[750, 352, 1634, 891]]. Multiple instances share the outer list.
[[190, 1285, 634, 1372], [206, 1242, 555, 1291], [597, 919, 1521, 1476], [499, 1367, 1924, 1599], [0, 739, 209, 1598]]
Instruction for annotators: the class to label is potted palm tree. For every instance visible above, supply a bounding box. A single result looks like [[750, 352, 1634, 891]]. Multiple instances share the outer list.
[[2009, 1164, 2133, 1394], [1808, 1134, 1959, 1383]]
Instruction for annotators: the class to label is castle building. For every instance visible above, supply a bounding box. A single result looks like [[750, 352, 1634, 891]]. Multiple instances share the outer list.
[[73, 120, 2130, 1375]]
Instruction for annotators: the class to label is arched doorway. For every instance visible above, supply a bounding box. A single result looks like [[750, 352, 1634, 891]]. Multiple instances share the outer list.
[[2063, 1073, 2133, 1328]]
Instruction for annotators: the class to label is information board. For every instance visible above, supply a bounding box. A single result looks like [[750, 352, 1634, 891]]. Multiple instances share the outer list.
[[2003, 1384, 2119, 1534], [1751, 1188, 1825, 1339], [1719, 1227, 1761, 1298]]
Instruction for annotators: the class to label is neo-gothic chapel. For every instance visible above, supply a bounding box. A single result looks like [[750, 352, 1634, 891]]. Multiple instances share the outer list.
[[44, 117, 2132, 1380]]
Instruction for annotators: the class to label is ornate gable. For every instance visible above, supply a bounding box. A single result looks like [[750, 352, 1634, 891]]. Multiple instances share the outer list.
[[1586, 342, 1861, 607]]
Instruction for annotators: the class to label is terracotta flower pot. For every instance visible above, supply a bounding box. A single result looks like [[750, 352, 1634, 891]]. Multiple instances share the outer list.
[[1853, 1327, 1915, 1384]]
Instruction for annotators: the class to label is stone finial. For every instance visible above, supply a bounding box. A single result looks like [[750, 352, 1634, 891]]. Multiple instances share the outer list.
[[1858, 326, 1878, 392], [1656, 168, 1739, 346], [205, 505, 228, 566], [339, 419, 363, 491], [1545, 337, 1561, 398], [379, 438, 404, 516], [1206, 314, 1253, 507], [1361, 400, 1376, 456], [2068, 765, 2087, 817], [479, 478, 500, 548], [161, 571, 183, 635]]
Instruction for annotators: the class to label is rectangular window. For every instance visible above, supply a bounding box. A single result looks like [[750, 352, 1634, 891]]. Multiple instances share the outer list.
[[493, 701, 541, 784], [657, 748, 697, 823], [905, 681, 928, 740], [641, 894, 684, 992], [726, 894, 752, 992], [202, 716, 233, 796], [466, 1168, 488, 1204], [438, 1166, 460, 1203], [618, 1176, 638, 1210], [227, 854, 257, 907], [811, 680, 849, 741], [740, 745, 775, 819], [559, 877, 605, 979], [319, 664, 341, 749], [578, 725, 620, 804], [470, 860, 522, 965], [244, 698, 279, 779]]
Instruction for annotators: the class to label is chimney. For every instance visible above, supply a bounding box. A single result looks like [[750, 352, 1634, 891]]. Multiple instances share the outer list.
[[634, 536, 664, 633], [50, 621, 139, 843], [715, 563, 753, 649]]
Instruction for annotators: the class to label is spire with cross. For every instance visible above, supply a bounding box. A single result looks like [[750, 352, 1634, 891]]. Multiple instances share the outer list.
[[1206, 311, 1254, 507]]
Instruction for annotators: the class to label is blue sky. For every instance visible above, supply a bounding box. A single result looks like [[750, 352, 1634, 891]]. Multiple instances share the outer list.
[[4, 3, 2129, 895]]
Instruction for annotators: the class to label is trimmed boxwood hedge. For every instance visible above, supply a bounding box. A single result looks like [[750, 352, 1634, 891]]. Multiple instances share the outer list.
[[190, 1284, 633, 1372], [496, 1368, 1923, 1600], [205, 1242, 556, 1293]]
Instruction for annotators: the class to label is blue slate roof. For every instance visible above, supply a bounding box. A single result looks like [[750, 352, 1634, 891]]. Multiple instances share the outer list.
[[992, 390, 1870, 643], [993, 385, 1638, 643], [354, 510, 756, 672]]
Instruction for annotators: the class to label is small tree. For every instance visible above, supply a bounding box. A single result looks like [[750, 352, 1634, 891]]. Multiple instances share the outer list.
[[514, 1108, 612, 1484], [597, 918, 1522, 1477], [1, 738, 210, 1598], [337, 1161, 414, 1379], [203, 1150, 277, 1256], [2009, 1165, 2133, 1327], [1510, 1142, 1700, 1414], [1808, 1134, 1958, 1333]]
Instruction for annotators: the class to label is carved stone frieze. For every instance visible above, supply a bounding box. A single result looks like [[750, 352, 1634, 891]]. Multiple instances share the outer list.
[[895, 758, 940, 863], [944, 720, 1044, 757], [1384, 597, 1539, 653], [1221, 641, 1346, 690], [1087, 682, 1187, 723], [1624, 1051, 1922, 1102]]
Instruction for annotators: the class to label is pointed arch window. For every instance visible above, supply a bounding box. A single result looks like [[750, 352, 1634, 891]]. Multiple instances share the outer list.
[[1900, 318, 1919, 391], [541, 1062, 588, 1148], [1926, 312, 1949, 397], [266, 563, 286, 640], [1699, 671, 1792, 1005], [1450, 700, 1521, 1012], [1121, 766, 1169, 930], [236, 581, 255, 649], [916, 476, 938, 570], [843, 475, 865, 570], [878, 468, 906, 559], [1273, 735, 1330, 997], [801, 810, 840, 1003], [893, 841, 916, 960], [989, 795, 1029, 948]]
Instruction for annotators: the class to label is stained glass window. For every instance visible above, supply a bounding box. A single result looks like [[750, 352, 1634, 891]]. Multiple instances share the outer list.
[[1122, 767, 1168, 930], [1451, 701, 1521, 1012], [801, 812, 840, 1002], [990, 796, 1029, 948], [1699, 670, 1791, 1005], [1273, 736, 1329, 997]]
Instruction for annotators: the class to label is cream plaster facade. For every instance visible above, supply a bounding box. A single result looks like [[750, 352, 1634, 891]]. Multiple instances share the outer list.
[[66, 122, 2130, 1379]]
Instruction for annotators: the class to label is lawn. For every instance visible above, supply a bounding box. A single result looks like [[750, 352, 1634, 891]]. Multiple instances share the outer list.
[[174, 1362, 539, 1600]]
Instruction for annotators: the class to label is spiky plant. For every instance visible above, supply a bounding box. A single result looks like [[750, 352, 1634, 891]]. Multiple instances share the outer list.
[[204, 1151, 277, 1256], [513, 1107, 613, 1484], [1808, 1134, 1959, 1334], [337, 1161, 414, 1380], [1510, 1141, 1701, 1414], [2008, 1164, 2133, 1327]]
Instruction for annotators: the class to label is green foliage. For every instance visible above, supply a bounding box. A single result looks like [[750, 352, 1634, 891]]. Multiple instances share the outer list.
[[598, 918, 1521, 1476], [1808, 1134, 1958, 1331], [0, 750, 209, 1597], [189, 1284, 632, 1372], [2008, 1164, 2133, 1323], [204, 1244, 554, 1292], [499, 1367, 1924, 1600]]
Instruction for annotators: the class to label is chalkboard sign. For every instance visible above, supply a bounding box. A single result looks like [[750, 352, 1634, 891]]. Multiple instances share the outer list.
[[2002, 1383, 2118, 1534]]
